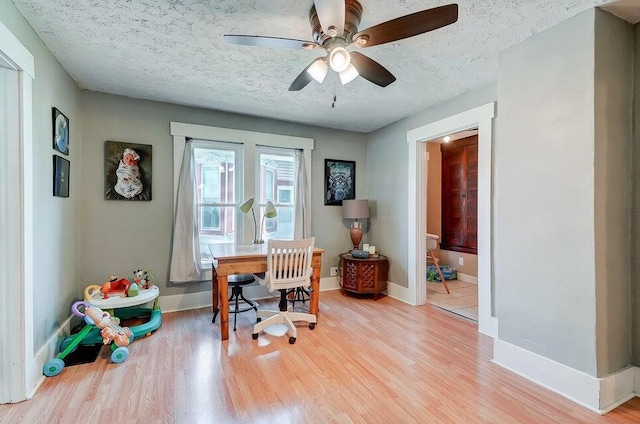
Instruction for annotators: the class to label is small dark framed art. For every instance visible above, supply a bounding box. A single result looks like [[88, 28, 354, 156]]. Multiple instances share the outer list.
[[52, 107, 69, 155], [53, 155, 70, 197], [324, 159, 355, 206]]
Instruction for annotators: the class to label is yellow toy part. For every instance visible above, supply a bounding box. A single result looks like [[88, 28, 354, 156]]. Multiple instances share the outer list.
[[84, 285, 102, 301]]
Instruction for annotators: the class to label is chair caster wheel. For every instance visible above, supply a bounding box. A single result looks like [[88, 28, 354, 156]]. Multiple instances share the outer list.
[[309, 323, 316, 330], [289, 337, 296, 344], [252, 333, 258, 340], [256, 317, 262, 323]]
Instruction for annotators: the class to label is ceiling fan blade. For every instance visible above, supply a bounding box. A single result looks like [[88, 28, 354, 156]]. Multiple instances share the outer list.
[[314, 0, 345, 36], [350, 52, 396, 87], [224, 34, 317, 50], [352, 4, 458, 48], [288, 59, 319, 91]]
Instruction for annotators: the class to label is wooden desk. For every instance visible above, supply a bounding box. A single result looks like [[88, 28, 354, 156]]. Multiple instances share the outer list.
[[209, 244, 324, 341]]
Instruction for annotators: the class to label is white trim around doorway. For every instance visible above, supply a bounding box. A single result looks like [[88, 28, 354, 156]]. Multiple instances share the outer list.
[[0, 20, 35, 403], [406, 102, 497, 338]]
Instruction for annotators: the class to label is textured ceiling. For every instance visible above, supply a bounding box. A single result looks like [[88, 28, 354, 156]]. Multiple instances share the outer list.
[[12, 0, 627, 132]]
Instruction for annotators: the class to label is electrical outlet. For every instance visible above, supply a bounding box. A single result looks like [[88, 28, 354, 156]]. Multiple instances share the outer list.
[[330, 267, 339, 276], [458, 257, 464, 266]]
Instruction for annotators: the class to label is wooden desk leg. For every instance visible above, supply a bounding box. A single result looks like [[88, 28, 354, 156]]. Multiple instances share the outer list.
[[309, 265, 321, 316], [211, 266, 220, 323], [219, 275, 230, 341]]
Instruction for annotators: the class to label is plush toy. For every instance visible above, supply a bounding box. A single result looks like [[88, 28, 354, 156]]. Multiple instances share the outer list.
[[133, 269, 155, 290]]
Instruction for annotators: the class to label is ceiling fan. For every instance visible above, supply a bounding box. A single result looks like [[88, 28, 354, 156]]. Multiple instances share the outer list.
[[224, 0, 459, 91]]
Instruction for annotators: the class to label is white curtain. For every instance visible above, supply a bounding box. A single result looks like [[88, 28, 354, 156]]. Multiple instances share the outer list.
[[293, 149, 310, 239], [169, 140, 203, 283]]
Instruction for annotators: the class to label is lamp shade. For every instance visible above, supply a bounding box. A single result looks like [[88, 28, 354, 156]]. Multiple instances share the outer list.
[[339, 64, 359, 85], [239, 197, 255, 213], [342, 199, 369, 219], [307, 58, 328, 83], [264, 200, 277, 218]]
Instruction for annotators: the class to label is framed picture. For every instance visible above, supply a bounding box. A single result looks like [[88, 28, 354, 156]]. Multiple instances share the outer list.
[[52, 107, 69, 155], [324, 159, 355, 206], [53, 155, 70, 197], [105, 141, 152, 201]]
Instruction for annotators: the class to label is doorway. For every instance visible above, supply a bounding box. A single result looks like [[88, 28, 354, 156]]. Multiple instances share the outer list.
[[406, 102, 496, 338], [0, 22, 35, 403], [425, 130, 479, 321]]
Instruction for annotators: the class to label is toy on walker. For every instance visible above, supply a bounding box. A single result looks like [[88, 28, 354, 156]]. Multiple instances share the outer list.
[[43, 301, 134, 377]]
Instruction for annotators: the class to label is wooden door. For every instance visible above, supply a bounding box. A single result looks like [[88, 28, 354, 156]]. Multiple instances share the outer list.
[[441, 136, 478, 254]]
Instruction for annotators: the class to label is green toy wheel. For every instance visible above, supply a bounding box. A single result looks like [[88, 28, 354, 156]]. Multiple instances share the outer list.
[[111, 346, 129, 363], [43, 358, 65, 377]]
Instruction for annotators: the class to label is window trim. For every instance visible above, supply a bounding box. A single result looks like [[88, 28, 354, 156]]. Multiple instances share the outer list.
[[171, 122, 314, 247]]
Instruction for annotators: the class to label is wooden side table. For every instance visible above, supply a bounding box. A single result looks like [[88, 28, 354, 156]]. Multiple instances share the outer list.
[[339, 253, 389, 299]]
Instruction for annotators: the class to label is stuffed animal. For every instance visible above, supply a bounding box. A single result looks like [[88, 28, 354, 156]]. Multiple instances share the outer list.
[[133, 269, 155, 290]]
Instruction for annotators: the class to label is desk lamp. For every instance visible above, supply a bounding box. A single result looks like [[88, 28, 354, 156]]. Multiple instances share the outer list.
[[256, 201, 277, 244], [342, 199, 369, 250], [239, 198, 278, 243], [239, 197, 258, 243]]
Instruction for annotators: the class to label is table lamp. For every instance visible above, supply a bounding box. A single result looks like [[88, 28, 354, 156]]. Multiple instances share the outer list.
[[239, 198, 277, 244], [239, 197, 259, 243], [342, 199, 369, 250], [256, 200, 277, 244]]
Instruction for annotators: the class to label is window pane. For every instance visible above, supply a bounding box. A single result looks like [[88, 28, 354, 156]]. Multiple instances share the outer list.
[[194, 145, 238, 266], [258, 148, 296, 241], [199, 206, 236, 264]]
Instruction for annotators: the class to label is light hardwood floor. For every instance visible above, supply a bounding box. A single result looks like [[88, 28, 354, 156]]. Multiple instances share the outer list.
[[427, 280, 478, 321], [2, 290, 640, 423]]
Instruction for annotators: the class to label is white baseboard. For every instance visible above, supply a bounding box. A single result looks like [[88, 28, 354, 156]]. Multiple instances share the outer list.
[[493, 338, 638, 414], [456, 272, 478, 284], [31, 315, 73, 397], [321, 276, 341, 291], [386, 280, 412, 304]]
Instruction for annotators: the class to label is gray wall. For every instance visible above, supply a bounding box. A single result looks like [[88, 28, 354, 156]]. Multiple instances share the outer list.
[[495, 8, 635, 376], [495, 9, 598, 374], [593, 10, 633, 376], [633, 23, 640, 366], [80, 91, 367, 296], [0, 1, 83, 353], [366, 84, 496, 286]]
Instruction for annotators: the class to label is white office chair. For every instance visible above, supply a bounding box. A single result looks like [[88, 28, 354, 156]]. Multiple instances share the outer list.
[[252, 237, 317, 344]]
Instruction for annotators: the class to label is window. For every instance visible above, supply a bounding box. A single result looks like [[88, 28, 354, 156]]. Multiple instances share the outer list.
[[193, 142, 241, 262], [257, 148, 295, 240], [171, 123, 314, 269]]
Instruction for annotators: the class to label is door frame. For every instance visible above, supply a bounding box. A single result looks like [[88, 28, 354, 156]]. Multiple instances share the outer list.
[[0, 21, 35, 403], [406, 102, 497, 338]]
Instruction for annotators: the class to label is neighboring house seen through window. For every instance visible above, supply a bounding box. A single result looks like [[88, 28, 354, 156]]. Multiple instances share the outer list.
[[170, 122, 314, 280]]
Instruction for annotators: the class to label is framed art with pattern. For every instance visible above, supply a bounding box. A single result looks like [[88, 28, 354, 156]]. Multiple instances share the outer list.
[[52, 107, 69, 155], [324, 159, 355, 206]]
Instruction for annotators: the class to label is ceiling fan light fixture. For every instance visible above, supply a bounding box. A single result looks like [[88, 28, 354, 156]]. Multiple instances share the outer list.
[[339, 64, 359, 85], [306, 58, 328, 83], [329, 47, 351, 73]]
